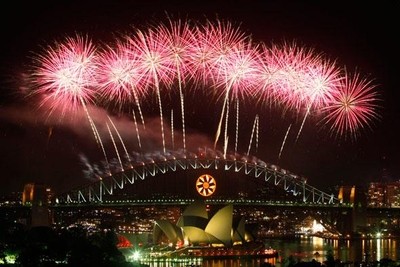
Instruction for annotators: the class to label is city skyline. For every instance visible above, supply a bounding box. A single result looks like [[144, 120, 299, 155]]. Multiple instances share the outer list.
[[0, 1, 399, 195]]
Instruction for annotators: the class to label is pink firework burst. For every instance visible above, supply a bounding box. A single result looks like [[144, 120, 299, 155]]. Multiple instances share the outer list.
[[320, 70, 381, 139], [125, 26, 177, 153], [30, 34, 98, 115], [154, 17, 194, 88], [203, 19, 249, 79], [258, 41, 342, 114], [125, 27, 175, 90], [188, 19, 249, 88], [214, 41, 261, 101], [95, 39, 145, 108], [154, 17, 196, 151], [257, 41, 318, 111], [257, 43, 284, 107], [268, 42, 323, 111], [301, 56, 343, 110]]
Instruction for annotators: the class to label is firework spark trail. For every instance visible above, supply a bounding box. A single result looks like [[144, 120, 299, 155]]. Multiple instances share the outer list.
[[107, 115, 131, 165], [295, 92, 319, 142], [214, 41, 261, 151], [128, 87, 146, 130], [98, 43, 144, 162], [255, 114, 259, 153], [294, 56, 342, 142], [106, 123, 124, 171], [156, 18, 192, 152], [205, 20, 249, 149], [223, 94, 230, 158], [171, 109, 175, 150], [213, 69, 234, 151], [132, 109, 142, 150], [154, 74, 167, 153], [223, 135, 229, 159], [235, 99, 239, 154], [279, 123, 292, 160], [213, 67, 232, 150], [295, 102, 312, 143], [127, 28, 175, 154], [214, 78, 236, 151], [89, 113, 110, 172], [177, 70, 186, 151], [79, 102, 111, 161], [82, 104, 111, 173], [82, 102, 101, 145], [247, 114, 259, 156], [214, 93, 229, 151]]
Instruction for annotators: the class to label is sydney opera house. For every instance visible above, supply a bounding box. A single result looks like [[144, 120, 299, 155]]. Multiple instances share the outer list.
[[153, 199, 255, 247]]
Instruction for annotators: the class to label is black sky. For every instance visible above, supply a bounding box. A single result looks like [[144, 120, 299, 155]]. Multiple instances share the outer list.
[[0, 1, 399, 195]]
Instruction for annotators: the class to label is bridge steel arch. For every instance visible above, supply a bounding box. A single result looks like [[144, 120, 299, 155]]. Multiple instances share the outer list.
[[55, 153, 339, 205]]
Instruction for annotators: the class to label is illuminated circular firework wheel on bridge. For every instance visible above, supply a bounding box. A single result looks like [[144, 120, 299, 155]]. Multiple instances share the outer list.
[[196, 174, 216, 197]]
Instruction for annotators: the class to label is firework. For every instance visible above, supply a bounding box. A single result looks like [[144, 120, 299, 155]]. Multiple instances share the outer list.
[[96, 39, 147, 129], [202, 21, 254, 150], [320, 70, 381, 139], [96, 41, 143, 105], [278, 124, 292, 160], [29, 34, 116, 170], [188, 19, 248, 86], [221, 42, 261, 153], [125, 27, 175, 153], [30, 34, 98, 114], [258, 41, 346, 142], [155, 18, 194, 152], [26, 17, 381, 171], [247, 114, 259, 156], [108, 115, 131, 167]]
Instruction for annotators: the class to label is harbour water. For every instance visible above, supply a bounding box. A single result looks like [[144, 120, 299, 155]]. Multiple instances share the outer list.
[[138, 237, 400, 267], [265, 236, 400, 265]]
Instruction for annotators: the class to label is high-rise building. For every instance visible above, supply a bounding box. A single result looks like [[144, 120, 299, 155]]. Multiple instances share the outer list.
[[367, 181, 400, 208]]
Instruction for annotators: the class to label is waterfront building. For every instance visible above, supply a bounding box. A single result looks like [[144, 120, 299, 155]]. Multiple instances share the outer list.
[[153, 199, 254, 247]]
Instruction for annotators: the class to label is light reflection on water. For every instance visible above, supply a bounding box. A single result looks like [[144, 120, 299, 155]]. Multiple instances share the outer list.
[[139, 257, 275, 267], [138, 237, 400, 267], [266, 237, 400, 264]]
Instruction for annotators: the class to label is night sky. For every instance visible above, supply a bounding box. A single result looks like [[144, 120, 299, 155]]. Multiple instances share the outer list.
[[0, 1, 399, 195]]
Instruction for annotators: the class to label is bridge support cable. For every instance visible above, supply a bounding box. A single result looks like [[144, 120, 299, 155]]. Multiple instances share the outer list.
[[113, 176, 124, 189], [122, 172, 134, 185], [100, 180, 113, 196], [77, 191, 86, 203]]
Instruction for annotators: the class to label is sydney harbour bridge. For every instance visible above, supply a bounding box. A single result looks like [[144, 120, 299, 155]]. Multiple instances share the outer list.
[[51, 147, 357, 237]]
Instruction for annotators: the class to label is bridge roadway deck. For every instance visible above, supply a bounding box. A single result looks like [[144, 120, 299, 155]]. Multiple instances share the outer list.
[[50, 198, 353, 209]]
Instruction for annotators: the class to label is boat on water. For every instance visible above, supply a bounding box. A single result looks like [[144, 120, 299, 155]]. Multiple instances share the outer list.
[[185, 245, 278, 259], [150, 242, 279, 259]]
